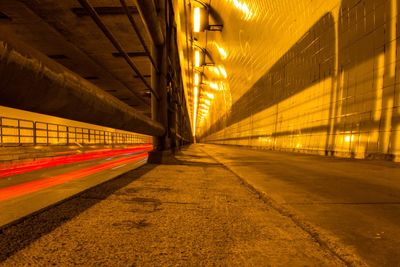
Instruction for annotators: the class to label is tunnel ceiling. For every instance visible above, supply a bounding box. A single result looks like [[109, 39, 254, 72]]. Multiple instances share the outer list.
[[0, 0, 152, 116], [174, 0, 340, 136], [1, 0, 378, 140]]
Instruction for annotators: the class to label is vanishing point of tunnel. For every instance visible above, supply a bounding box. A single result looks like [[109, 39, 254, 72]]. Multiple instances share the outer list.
[[0, 0, 400, 266]]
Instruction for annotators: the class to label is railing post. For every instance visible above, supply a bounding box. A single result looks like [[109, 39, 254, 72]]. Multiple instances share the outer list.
[[18, 119, 21, 146], [46, 123, 49, 145], [66, 126, 69, 145], [57, 125, 60, 144], [33, 122, 37, 146], [0, 117, 3, 147]]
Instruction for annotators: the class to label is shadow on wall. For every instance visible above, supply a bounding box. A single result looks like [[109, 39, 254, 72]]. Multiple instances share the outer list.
[[202, 0, 400, 160], [330, 0, 400, 159], [201, 13, 336, 152], [202, 13, 335, 137]]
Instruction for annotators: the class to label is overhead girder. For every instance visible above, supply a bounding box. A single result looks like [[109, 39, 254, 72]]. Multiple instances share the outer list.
[[0, 33, 165, 137]]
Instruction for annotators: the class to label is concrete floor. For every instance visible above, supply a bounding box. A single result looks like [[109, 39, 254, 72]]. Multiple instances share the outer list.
[[202, 144, 400, 266], [0, 145, 349, 266]]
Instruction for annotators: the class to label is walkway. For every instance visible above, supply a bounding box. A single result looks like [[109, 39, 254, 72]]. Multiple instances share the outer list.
[[0, 145, 346, 266]]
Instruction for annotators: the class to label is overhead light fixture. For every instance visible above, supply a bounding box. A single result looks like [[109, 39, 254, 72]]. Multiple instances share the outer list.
[[193, 2, 213, 32], [194, 72, 201, 86], [193, 7, 201, 33], [194, 49, 203, 67]]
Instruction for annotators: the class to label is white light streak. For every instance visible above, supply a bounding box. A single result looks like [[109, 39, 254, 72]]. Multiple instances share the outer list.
[[193, 7, 201, 32], [218, 65, 228, 78], [194, 50, 201, 67]]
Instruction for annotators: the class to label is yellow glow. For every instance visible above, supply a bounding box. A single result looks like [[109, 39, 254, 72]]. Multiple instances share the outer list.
[[209, 82, 219, 90], [218, 65, 228, 78], [213, 67, 220, 76], [232, 0, 253, 20], [205, 92, 214, 99], [193, 86, 198, 135], [344, 135, 354, 143], [194, 73, 200, 86], [216, 45, 228, 60], [193, 7, 201, 32], [194, 50, 201, 67], [202, 99, 211, 105]]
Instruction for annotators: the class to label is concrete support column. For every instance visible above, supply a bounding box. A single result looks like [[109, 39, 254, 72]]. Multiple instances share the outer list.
[[148, 0, 172, 162], [146, 0, 192, 160], [151, 45, 161, 150]]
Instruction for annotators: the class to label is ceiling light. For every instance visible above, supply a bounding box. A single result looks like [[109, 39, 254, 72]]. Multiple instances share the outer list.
[[194, 72, 200, 86], [194, 50, 202, 67], [193, 7, 201, 32]]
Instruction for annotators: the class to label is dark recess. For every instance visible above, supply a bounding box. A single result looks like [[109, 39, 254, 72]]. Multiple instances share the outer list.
[[83, 76, 99, 80], [112, 51, 148, 58], [0, 12, 11, 21], [72, 6, 138, 17], [48, 54, 69, 60], [134, 74, 151, 78]]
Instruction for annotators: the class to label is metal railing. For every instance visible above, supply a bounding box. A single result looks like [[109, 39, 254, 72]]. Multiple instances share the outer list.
[[0, 116, 152, 146]]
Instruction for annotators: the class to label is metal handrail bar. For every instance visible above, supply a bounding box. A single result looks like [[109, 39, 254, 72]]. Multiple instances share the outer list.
[[0, 116, 151, 147]]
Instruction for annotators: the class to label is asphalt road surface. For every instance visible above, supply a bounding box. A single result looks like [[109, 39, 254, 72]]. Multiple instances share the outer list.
[[203, 144, 400, 266]]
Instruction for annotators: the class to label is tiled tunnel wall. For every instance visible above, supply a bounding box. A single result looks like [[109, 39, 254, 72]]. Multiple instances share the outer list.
[[200, 0, 400, 161]]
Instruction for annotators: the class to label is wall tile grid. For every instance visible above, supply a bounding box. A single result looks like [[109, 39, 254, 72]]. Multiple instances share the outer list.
[[199, 0, 400, 161]]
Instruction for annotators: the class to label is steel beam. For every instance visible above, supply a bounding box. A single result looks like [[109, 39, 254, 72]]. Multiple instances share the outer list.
[[120, 0, 159, 73], [71, 6, 139, 16], [77, 0, 160, 100], [134, 0, 165, 46], [0, 37, 165, 137]]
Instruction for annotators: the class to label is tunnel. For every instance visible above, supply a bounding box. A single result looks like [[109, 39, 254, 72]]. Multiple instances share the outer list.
[[0, 0, 399, 266]]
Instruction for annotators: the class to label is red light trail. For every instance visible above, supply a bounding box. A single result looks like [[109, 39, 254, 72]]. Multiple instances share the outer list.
[[0, 145, 152, 179], [0, 152, 148, 201]]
